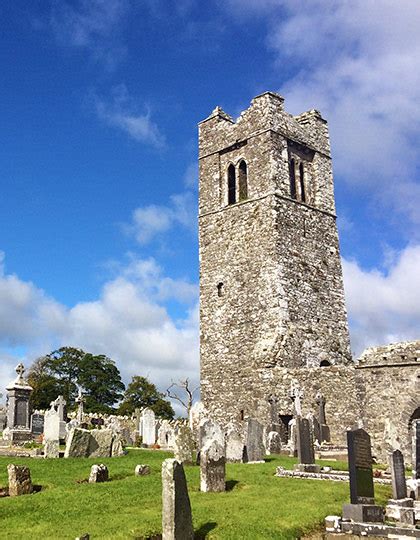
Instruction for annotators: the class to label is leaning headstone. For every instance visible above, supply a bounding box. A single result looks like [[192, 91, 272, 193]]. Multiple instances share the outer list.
[[174, 425, 196, 465], [200, 439, 225, 492], [89, 464, 109, 483], [111, 437, 124, 457], [141, 408, 156, 446], [64, 428, 92, 458], [267, 431, 281, 455], [44, 439, 60, 459], [7, 464, 33, 496], [342, 428, 384, 523], [226, 429, 244, 463], [89, 429, 114, 457], [162, 459, 194, 540], [135, 464, 151, 476], [386, 449, 415, 525], [295, 417, 319, 472], [244, 419, 265, 463]]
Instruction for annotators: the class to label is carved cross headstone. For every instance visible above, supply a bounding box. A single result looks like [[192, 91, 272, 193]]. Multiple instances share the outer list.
[[316, 391, 326, 425], [75, 388, 86, 424], [290, 382, 303, 417], [15, 363, 25, 384]]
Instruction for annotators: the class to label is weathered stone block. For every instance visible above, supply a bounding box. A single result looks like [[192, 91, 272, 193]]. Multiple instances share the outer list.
[[89, 464, 109, 483], [7, 464, 33, 497], [135, 464, 151, 476], [200, 440, 225, 492], [162, 459, 193, 540]]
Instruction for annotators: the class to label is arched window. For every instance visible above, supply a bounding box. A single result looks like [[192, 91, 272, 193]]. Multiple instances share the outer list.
[[238, 160, 248, 201], [320, 360, 331, 367], [299, 162, 306, 203], [289, 158, 297, 199], [228, 164, 236, 205]]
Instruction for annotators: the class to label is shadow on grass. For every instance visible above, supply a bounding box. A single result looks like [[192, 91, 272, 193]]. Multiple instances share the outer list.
[[225, 480, 239, 491], [195, 522, 217, 539]]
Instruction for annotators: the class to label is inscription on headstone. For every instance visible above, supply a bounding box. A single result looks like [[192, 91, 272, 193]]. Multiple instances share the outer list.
[[347, 428, 375, 505], [31, 413, 44, 435], [390, 449, 407, 500], [15, 400, 27, 427]]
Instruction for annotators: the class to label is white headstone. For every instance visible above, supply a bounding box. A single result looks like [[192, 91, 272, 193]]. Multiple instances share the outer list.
[[141, 408, 156, 446], [44, 406, 60, 442]]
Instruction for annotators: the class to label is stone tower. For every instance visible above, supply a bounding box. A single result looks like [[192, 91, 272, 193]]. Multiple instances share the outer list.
[[199, 92, 351, 423]]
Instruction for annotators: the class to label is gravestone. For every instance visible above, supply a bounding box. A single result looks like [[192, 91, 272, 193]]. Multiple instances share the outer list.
[[162, 459, 194, 540], [3, 363, 33, 443], [385, 449, 415, 525], [31, 412, 44, 437], [7, 464, 33, 496], [158, 421, 175, 448], [226, 429, 244, 463], [315, 392, 331, 443], [75, 388, 85, 424], [267, 431, 281, 455], [200, 439, 225, 492], [342, 428, 384, 523], [135, 464, 151, 476], [244, 419, 265, 463], [391, 449, 407, 500], [295, 417, 319, 472], [44, 405, 60, 442], [173, 425, 196, 465], [141, 408, 156, 446], [89, 464, 109, 483], [199, 419, 224, 450], [44, 439, 59, 458], [412, 420, 420, 480]]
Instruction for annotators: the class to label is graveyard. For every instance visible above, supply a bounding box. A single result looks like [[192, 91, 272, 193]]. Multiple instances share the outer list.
[[0, 450, 392, 539]]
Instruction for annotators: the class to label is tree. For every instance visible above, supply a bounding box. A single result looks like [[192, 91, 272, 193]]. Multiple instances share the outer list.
[[28, 347, 125, 413], [166, 378, 199, 417], [118, 376, 174, 419]]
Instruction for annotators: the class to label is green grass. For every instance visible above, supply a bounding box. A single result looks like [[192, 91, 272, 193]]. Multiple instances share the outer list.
[[0, 451, 391, 540]]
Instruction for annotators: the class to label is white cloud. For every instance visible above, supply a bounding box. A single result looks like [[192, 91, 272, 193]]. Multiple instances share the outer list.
[[0, 253, 199, 395], [50, 0, 129, 68], [128, 190, 196, 244], [343, 244, 420, 356], [93, 84, 165, 148], [222, 0, 420, 230]]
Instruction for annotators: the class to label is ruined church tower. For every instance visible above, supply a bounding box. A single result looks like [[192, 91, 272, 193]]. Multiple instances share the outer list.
[[199, 92, 351, 422]]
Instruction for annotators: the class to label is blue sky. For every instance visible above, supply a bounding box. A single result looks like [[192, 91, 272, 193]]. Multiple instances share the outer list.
[[1, 1, 420, 400]]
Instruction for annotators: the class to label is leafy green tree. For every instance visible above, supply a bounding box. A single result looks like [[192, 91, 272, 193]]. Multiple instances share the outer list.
[[118, 376, 174, 419], [28, 347, 125, 413]]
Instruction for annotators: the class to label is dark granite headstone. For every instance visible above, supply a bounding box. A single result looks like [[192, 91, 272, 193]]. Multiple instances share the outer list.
[[296, 418, 315, 465], [347, 428, 375, 505], [31, 413, 44, 436], [15, 400, 27, 427], [390, 449, 407, 500]]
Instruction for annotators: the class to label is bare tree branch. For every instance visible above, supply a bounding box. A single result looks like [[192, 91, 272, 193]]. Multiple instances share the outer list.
[[166, 378, 199, 416]]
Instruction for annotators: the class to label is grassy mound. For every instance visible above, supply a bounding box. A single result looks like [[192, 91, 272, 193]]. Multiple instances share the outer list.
[[0, 451, 391, 539]]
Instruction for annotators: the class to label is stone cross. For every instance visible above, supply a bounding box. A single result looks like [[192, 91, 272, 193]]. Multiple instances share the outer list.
[[290, 382, 303, 417], [75, 388, 85, 424], [54, 395, 67, 421], [315, 391, 326, 425], [14, 363, 25, 384]]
